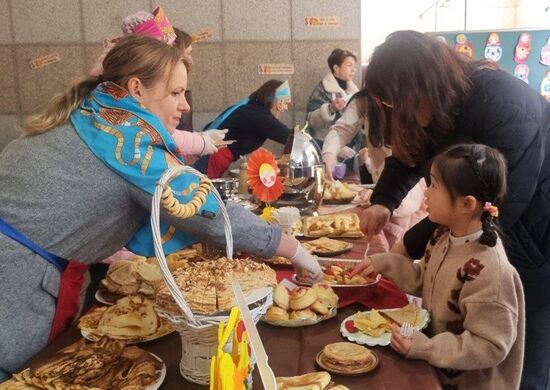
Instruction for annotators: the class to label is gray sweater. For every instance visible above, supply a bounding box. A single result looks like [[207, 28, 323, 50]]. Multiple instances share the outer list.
[[0, 122, 281, 372]]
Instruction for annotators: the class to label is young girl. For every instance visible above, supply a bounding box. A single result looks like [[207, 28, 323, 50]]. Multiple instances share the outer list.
[[352, 144, 525, 389]]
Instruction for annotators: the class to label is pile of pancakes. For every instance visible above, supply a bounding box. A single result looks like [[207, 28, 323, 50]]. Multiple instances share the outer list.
[[302, 237, 352, 256], [265, 283, 338, 322], [99, 247, 204, 303], [8, 338, 161, 390], [276, 371, 350, 390], [99, 257, 163, 301], [318, 342, 376, 374], [79, 295, 172, 342]]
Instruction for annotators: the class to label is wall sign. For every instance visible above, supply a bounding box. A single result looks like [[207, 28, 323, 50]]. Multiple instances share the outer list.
[[304, 16, 340, 27], [29, 53, 61, 70], [191, 31, 213, 42], [258, 64, 294, 75]]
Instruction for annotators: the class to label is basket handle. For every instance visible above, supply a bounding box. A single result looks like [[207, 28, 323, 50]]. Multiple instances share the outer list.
[[151, 165, 233, 323]]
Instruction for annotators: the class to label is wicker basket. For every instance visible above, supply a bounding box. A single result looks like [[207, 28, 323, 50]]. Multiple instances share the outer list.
[[150, 165, 271, 385]]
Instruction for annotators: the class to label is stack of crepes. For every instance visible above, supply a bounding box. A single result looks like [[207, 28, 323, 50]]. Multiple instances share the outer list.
[[100, 257, 163, 301], [7, 338, 161, 390], [276, 372, 347, 390], [210, 307, 251, 390], [156, 258, 276, 315], [319, 342, 376, 373], [100, 247, 204, 302], [353, 303, 421, 337], [78, 295, 172, 342]]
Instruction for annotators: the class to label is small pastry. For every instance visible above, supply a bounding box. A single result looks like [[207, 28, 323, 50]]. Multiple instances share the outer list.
[[310, 300, 329, 315], [289, 308, 317, 320], [273, 284, 290, 309], [289, 287, 317, 310], [311, 283, 338, 307], [265, 305, 290, 321]]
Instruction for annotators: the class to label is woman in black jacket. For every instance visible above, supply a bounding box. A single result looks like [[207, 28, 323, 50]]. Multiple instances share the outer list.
[[361, 30, 550, 390], [194, 79, 291, 178]]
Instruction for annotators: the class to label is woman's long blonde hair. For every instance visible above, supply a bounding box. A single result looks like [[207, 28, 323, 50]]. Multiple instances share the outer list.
[[23, 35, 187, 135]]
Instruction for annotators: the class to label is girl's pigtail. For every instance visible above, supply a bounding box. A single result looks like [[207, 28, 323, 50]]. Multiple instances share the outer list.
[[479, 211, 498, 247]]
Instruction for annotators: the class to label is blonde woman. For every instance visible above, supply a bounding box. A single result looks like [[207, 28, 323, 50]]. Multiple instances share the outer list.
[[0, 35, 321, 379]]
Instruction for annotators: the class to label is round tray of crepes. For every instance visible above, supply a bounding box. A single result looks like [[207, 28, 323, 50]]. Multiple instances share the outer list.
[[79, 295, 174, 344], [340, 303, 430, 346], [7, 337, 166, 390], [315, 342, 379, 375], [302, 237, 353, 257]]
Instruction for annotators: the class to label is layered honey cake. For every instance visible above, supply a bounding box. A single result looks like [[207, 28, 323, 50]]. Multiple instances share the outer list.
[[155, 258, 276, 315]]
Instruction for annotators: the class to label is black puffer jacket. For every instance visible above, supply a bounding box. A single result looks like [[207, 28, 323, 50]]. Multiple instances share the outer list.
[[371, 68, 550, 314]]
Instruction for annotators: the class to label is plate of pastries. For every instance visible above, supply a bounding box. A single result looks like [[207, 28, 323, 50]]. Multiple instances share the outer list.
[[79, 295, 173, 344], [340, 302, 430, 346], [303, 213, 363, 238], [96, 247, 202, 305], [276, 371, 351, 390], [302, 237, 353, 256], [263, 282, 338, 327], [316, 342, 378, 375], [322, 180, 358, 204], [1, 337, 165, 390]]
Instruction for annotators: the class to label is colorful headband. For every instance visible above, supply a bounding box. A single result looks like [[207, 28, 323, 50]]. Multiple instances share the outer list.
[[272, 81, 291, 104], [483, 202, 499, 218], [121, 7, 176, 45], [90, 7, 175, 76]]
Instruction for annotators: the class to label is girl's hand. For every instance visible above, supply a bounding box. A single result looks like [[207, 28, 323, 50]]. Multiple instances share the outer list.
[[350, 256, 374, 277], [390, 324, 412, 356]]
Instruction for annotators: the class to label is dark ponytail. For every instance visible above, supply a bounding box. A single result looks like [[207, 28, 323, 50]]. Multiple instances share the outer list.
[[479, 212, 498, 247]]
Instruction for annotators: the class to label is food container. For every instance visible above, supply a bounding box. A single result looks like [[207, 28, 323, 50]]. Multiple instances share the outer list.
[[294, 257, 380, 306], [211, 178, 239, 201], [275, 124, 324, 213]]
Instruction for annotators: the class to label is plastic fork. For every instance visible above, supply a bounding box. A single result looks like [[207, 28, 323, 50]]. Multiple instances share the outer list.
[[399, 322, 414, 338]]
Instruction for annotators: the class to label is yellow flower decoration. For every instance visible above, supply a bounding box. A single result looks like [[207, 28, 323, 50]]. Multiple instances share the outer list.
[[259, 206, 277, 223]]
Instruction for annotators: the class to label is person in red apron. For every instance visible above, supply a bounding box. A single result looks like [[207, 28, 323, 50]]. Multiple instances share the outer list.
[[0, 35, 321, 378]]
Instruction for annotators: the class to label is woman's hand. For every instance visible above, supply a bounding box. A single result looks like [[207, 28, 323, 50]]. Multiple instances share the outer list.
[[322, 152, 337, 181], [291, 244, 323, 283], [390, 324, 412, 356], [200, 132, 219, 156], [360, 205, 391, 240], [350, 256, 375, 277]]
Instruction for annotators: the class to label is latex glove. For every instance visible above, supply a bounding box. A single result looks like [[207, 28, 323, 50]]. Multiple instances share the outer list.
[[200, 133, 219, 156], [290, 244, 323, 283], [337, 146, 356, 160], [360, 204, 391, 241], [322, 152, 337, 180], [203, 128, 228, 144]]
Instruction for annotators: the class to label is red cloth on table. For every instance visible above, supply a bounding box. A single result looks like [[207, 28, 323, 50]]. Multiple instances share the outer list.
[[206, 147, 234, 179], [47, 260, 89, 343], [276, 269, 408, 310]]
